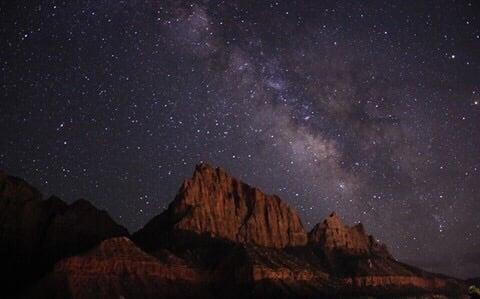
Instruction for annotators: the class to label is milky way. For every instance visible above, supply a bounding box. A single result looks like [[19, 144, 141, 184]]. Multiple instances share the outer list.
[[1, 1, 479, 278]]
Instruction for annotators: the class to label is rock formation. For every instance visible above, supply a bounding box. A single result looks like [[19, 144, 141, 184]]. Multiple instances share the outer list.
[[0, 171, 128, 296], [134, 163, 307, 248], [30, 237, 211, 299], [0, 166, 470, 298], [308, 212, 390, 257]]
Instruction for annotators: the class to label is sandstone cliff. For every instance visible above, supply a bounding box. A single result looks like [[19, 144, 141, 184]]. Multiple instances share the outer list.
[[135, 163, 307, 248]]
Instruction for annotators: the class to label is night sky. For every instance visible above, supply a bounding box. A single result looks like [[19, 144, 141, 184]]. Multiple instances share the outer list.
[[1, 1, 479, 278]]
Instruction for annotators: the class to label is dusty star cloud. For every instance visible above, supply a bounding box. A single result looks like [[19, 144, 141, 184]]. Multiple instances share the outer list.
[[1, 0, 479, 278]]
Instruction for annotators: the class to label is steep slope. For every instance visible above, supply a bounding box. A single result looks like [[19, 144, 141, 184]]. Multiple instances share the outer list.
[[30, 237, 211, 299], [0, 170, 128, 297], [134, 163, 307, 249]]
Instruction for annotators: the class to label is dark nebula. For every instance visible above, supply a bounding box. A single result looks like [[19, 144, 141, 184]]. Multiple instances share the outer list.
[[1, 1, 479, 278]]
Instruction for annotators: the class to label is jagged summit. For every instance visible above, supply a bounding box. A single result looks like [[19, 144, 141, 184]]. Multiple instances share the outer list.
[[135, 163, 308, 248], [194, 162, 217, 172], [309, 212, 390, 257]]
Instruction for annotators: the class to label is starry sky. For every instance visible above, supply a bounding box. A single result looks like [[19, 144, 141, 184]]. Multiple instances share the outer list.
[[1, 0, 479, 278]]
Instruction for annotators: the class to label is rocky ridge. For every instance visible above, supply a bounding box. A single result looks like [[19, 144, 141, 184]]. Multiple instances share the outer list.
[[0, 165, 470, 298]]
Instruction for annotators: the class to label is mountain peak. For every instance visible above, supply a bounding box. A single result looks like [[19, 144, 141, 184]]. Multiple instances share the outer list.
[[136, 163, 308, 248], [194, 162, 216, 172], [191, 162, 230, 184], [326, 212, 341, 222], [309, 213, 390, 257]]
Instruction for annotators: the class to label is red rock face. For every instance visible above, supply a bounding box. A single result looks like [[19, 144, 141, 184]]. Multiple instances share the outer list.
[[309, 212, 390, 257], [138, 163, 307, 248]]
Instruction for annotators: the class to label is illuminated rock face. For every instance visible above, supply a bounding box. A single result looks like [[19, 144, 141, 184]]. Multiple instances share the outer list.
[[136, 163, 308, 248], [308, 212, 390, 257]]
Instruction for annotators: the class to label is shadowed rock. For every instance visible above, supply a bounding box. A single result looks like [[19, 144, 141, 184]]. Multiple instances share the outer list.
[[0, 171, 128, 297]]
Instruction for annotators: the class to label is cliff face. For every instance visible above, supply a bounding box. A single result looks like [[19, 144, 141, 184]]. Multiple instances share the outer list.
[[0, 171, 128, 296], [136, 163, 307, 248], [309, 212, 390, 257]]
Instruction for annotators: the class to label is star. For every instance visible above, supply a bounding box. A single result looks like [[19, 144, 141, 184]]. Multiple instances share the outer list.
[[1, 0, 479, 279]]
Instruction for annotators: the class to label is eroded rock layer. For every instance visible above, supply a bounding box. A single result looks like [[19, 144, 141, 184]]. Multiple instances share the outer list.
[[31, 237, 210, 299]]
